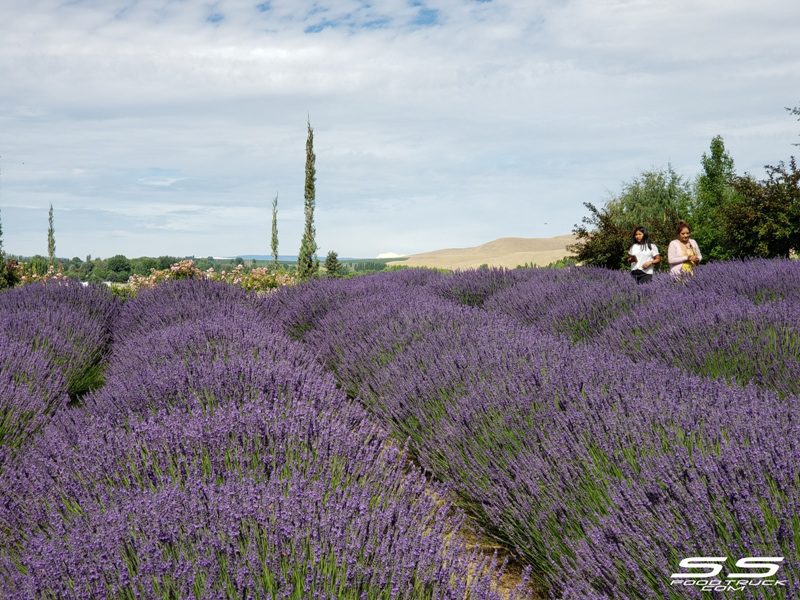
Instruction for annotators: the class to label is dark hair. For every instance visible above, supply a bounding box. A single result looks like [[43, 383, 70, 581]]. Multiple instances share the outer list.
[[632, 226, 652, 250], [676, 220, 691, 235]]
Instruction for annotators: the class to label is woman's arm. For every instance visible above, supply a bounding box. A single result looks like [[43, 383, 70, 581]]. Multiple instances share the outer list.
[[692, 240, 702, 262], [667, 240, 686, 266]]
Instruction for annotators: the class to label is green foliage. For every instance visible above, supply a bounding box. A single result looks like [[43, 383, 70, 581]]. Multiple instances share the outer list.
[[349, 260, 390, 273], [106, 254, 132, 283], [67, 361, 106, 405], [298, 120, 318, 280], [516, 257, 578, 269], [47, 204, 56, 266], [692, 136, 741, 261], [271, 192, 279, 265], [131, 257, 160, 276], [546, 256, 578, 269], [570, 202, 626, 269], [0, 258, 20, 290], [156, 256, 177, 269], [323, 251, 345, 278], [108, 283, 133, 301], [571, 166, 691, 269], [726, 157, 800, 258], [29, 255, 50, 276]]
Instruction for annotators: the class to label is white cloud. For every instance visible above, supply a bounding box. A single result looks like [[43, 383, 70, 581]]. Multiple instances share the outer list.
[[1, 0, 799, 257]]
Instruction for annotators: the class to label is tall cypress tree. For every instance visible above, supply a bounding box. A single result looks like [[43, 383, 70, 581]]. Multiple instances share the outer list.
[[47, 204, 56, 266], [0, 157, 4, 259], [271, 192, 279, 266], [297, 120, 318, 279], [0, 207, 8, 290]]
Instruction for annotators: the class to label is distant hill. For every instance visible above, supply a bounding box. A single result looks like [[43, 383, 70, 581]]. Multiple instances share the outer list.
[[387, 235, 576, 270]]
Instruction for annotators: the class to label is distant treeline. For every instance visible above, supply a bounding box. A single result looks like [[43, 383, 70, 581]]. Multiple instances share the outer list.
[[8, 254, 406, 283]]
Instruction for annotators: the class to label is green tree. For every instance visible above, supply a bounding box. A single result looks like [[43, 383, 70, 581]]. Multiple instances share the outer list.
[[47, 204, 56, 266], [132, 257, 159, 275], [106, 254, 132, 282], [297, 120, 318, 279], [156, 256, 177, 269], [324, 250, 344, 278], [692, 136, 740, 261], [726, 157, 800, 258], [88, 258, 109, 283], [0, 206, 4, 258], [271, 192, 279, 266], [571, 166, 693, 269], [30, 255, 49, 276]]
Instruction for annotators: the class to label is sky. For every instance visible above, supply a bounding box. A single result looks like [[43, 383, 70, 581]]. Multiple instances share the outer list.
[[1, 0, 799, 259]]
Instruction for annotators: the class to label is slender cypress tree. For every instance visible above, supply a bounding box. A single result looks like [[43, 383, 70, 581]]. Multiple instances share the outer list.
[[0, 207, 7, 290], [271, 192, 279, 266], [47, 204, 56, 266], [297, 120, 318, 279], [0, 160, 5, 288]]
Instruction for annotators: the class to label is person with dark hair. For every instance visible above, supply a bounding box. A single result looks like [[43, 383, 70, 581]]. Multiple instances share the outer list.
[[626, 226, 660, 284], [667, 220, 702, 279]]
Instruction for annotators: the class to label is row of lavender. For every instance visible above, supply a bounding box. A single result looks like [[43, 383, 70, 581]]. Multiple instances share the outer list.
[[262, 261, 800, 598], [481, 260, 800, 398], [0, 282, 118, 472], [0, 281, 512, 599]]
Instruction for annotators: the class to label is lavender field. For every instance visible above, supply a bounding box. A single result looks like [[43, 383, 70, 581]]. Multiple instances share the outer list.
[[1, 260, 799, 599]]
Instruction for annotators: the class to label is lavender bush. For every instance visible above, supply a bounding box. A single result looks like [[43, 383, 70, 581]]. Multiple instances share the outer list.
[[482, 267, 659, 341], [683, 258, 800, 304], [0, 282, 117, 470], [600, 284, 800, 397], [0, 337, 67, 470], [2, 397, 508, 599], [112, 278, 253, 340], [0, 281, 119, 400], [429, 268, 531, 308]]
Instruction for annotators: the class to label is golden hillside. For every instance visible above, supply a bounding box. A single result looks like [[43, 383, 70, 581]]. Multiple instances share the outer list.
[[387, 234, 576, 270]]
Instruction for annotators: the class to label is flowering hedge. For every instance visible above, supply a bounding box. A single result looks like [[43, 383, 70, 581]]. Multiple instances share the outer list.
[[128, 259, 296, 295]]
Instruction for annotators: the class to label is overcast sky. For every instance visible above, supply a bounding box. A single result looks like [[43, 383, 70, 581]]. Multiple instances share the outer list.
[[1, 0, 798, 259]]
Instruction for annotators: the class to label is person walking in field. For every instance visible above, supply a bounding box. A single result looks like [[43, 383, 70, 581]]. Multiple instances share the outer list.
[[667, 220, 702, 279], [626, 226, 660, 284]]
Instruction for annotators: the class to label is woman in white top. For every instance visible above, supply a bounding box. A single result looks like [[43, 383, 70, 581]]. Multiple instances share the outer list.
[[627, 226, 660, 284], [667, 220, 702, 279]]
